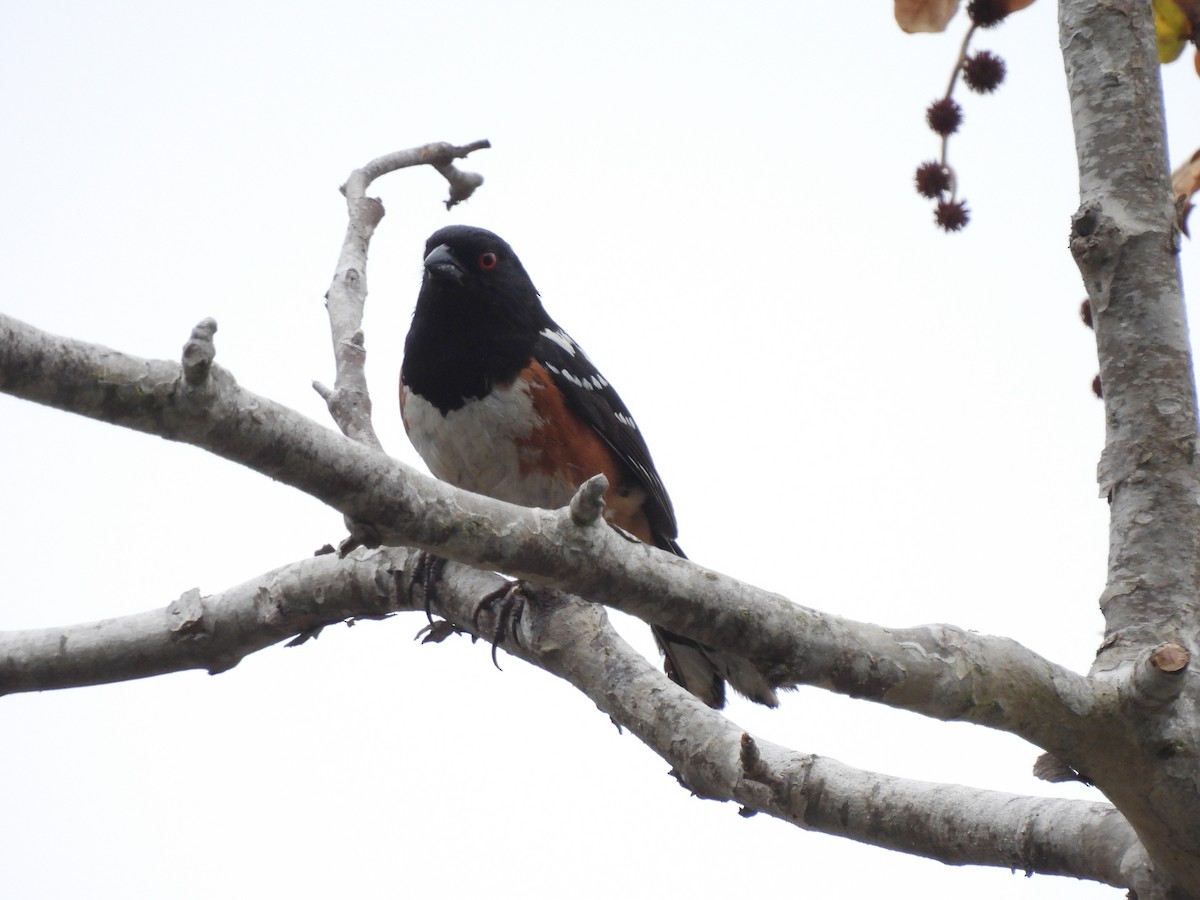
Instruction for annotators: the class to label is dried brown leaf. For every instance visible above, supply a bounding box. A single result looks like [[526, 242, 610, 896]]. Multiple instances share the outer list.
[[895, 0, 960, 33], [1171, 147, 1200, 236]]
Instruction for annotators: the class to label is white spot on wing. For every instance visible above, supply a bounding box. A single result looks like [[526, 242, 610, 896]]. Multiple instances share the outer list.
[[541, 327, 578, 356], [542, 359, 611, 393], [543, 360, 594, 391]]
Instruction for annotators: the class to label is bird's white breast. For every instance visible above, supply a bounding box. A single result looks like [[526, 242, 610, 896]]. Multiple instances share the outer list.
[[401, 380, 575, 510]]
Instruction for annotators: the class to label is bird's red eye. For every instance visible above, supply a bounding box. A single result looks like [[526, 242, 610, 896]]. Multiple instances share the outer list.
[[479, 251, 498, 270]]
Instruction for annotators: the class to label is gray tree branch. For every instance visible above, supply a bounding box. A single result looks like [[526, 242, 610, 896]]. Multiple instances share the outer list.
[[0, 127, 1146, 894], [0, 540, 1140, 888], [313, 140, 489, 550], [314, 139, 490, 450], [1061, 0, 1200, 892], [0, 312, 1097, 754]]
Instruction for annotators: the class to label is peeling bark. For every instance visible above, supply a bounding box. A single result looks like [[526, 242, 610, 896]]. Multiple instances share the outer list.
[[1062, 0, 1200, 894]]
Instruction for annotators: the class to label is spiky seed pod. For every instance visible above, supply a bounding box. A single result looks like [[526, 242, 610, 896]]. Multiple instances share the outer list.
[[962, 51, 1007, 93], [915, 161, 952, 198], [967, 0, 1009, 27], [934, 199, 971, 231], [926, 98, 963, 136]]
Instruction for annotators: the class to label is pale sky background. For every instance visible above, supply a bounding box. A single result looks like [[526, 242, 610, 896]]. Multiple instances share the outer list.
[[3, 2, 1199, 898]]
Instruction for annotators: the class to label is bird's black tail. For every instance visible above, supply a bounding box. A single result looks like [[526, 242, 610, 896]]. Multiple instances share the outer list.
[[652, 540, 778, 709]]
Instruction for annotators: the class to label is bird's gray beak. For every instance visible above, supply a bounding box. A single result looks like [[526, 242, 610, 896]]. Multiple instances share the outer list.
[[424, 244, 464, 284]]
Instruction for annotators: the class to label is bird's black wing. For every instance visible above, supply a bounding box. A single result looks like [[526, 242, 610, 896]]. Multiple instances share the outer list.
[[533, 324, 680, 550]]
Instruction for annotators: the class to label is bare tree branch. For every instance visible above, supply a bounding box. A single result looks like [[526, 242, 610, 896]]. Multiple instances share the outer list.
[[1063, 1, 1200, 660], [1057, 0, 1200, 892], [0, 538, 1140, 887], [1061, 1, 1200, 892], [0, 545, 514, 694], [313, 140, 489, 550], [314, 139, 490, 450], [0, 312, 1095, 756], [0, 551, 390, 692], [521, 589, 1138, 888], [345, 140, 490, 209]]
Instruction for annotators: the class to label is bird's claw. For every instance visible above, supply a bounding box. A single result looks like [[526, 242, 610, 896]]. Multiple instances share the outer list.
[[409, 552, 448, 623], [415, 619, 464, 644], [473, 581, 527, 670]]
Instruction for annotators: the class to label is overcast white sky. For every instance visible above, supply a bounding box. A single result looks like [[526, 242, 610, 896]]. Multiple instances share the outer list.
[[3, 2, 1199, 898]]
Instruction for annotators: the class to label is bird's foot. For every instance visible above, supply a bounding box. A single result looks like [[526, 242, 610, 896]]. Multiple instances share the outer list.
[[415, 618, 465, 644], [473, 580, 527, 670], [408, 551, 449, 622]]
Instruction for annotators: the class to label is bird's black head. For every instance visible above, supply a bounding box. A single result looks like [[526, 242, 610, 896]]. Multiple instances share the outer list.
[[403, 225, 552, 411], [418, 225, 543, 316]]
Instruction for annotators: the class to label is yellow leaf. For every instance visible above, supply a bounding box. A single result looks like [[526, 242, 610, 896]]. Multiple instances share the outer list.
[[1155, 0, 1194, 63], [895, 0, 959, 33]]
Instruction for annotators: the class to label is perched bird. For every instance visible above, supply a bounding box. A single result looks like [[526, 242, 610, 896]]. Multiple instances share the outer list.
[[400, 224, 777, 709]]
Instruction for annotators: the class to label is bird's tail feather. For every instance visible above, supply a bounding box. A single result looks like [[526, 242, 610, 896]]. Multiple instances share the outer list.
[[651, 538, 777, 709], [653, 625, 779, 709]]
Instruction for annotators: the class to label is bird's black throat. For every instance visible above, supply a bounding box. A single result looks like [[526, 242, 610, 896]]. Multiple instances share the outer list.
[[401, 283, 543, 414]]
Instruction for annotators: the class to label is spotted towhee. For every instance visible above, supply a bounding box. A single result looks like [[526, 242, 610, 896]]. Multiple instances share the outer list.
[[400, 225, 776, 709]]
